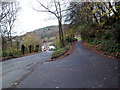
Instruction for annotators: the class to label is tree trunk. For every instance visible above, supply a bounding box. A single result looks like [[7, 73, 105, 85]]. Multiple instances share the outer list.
[[90, 7, 99, 23], [58, 20, 65, 48]]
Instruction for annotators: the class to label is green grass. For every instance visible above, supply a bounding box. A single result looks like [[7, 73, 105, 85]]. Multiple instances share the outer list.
[[52, 48, 66, 59], [1, 48, 42, 58], [77, 37, 82, 40], [52, 44, 70, 59]]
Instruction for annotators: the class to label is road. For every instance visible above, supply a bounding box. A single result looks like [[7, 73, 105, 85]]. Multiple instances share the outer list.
[[14, 41, 119, 88], [1, 51, 53, 88]]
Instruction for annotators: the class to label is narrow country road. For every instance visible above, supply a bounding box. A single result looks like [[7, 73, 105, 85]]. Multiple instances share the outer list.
[[14, 41, 119, 88], [1, 51, 53, 88]]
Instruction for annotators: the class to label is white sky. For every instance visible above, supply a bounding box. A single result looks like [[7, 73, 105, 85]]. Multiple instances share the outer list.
[[13, 0, 58, 36], [11, 0, 119, 35]]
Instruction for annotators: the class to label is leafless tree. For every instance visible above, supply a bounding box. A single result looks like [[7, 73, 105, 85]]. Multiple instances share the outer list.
[[0, 1, 20, 56], [33, 0, 69, 47]]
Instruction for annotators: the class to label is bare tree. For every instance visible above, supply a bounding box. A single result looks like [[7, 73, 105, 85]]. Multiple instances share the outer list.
[[0, 1, 20, 56], [33, 0, 67, 47]]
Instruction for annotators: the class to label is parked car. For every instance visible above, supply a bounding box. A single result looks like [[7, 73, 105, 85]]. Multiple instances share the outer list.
[[49, 45, 56, 50], [42, 45, 49, 51], [43, 49, 48, 51]]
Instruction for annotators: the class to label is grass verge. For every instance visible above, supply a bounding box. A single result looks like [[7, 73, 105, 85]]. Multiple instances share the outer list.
[[51, 41, 77, 61], [82, 40, 120, 61], [52, 45, 70, 59]]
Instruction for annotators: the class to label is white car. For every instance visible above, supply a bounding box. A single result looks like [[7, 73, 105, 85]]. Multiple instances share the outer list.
[[49, 45, 56, 50]]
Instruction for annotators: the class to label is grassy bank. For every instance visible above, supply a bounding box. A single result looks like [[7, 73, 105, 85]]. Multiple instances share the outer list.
[[51, 40, 77, 60], [79, 23, 120, 59], [52, 44, 70, 59]]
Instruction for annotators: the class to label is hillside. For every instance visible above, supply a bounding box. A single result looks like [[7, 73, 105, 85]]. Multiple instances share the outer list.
[[17, 25, 60, 47], [26, 25, 59, 39]]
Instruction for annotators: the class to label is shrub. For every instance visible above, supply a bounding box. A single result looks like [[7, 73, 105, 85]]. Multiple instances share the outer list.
[[112, 22, 120, 43], [90, 23, 97, 27], [79, 23, 120, 59]]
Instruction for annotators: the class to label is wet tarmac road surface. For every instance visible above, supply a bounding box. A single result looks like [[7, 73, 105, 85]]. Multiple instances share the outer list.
[[15, 41, 119, 88], [1, 51, 53, 88]]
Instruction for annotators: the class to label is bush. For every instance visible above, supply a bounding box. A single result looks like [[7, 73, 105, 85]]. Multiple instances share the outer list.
[[102, 31, 111, 40], [66, 36, 76, 44], [90, 23, 97, 27], [2, 51, 8, 57], [112, 22, 120, 43], [79, 23, 120, 59], [1, 49, 22, 57], [80, 27, 96, 41]]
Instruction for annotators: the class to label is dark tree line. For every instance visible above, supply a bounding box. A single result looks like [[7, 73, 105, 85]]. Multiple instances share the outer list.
[[65, 1, 120, 43]]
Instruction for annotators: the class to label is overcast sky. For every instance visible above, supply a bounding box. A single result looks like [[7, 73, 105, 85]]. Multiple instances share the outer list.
[[13, 0, 58, 36], [12, 0, 117, 36]]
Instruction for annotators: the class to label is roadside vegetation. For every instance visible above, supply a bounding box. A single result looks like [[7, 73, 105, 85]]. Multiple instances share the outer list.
[[51, 28, 77, 59], [1, 1, 120, 60], [64, 2, 120, 59], [80, 24, 120, 59], [52, 44, 70, 59]]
